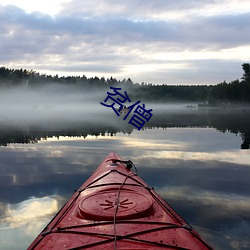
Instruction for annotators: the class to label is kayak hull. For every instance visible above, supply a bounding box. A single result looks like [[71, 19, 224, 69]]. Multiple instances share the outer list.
[[28, 152, 213, 249]]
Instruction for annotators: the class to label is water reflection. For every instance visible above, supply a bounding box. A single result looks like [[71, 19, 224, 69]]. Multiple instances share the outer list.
[[0, 196, 62, 250], [1, 196, 59, 228], [0, 108, 250, 149], [0, 109, 250, 249]]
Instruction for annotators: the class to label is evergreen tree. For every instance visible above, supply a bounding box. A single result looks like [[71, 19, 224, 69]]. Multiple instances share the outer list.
[[242, 63, 250, 83]]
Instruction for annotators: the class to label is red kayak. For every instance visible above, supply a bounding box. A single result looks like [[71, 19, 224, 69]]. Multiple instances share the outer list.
[[28, 152, 213, 249]]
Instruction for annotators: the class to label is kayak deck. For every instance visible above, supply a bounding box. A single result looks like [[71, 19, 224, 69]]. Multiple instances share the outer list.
[[28, 152, 213, 249]]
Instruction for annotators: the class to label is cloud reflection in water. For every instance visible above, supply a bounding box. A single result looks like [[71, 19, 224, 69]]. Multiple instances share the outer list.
[[0, 196, 61, 250], [0, 127, 250, 249]]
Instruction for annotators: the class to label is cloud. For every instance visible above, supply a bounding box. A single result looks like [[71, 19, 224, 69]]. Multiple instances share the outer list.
[[0, 1, 250, 84], [58, 0, 244, 19]]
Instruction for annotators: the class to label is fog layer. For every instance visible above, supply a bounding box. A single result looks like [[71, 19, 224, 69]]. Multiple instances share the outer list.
[[0, 85, 108, 122]]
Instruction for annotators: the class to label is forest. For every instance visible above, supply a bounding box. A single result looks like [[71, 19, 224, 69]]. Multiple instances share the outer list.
[[0, 63, 250, 105]]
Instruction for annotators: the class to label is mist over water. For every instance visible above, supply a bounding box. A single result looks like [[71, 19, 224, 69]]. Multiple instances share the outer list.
[[0, 84, 200, 128], [1, 84, 250, 149], [0, 85, 105, 122]]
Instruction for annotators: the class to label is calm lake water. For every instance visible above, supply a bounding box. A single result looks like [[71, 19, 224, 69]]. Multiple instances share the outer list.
[[0, 105, 250, 249]]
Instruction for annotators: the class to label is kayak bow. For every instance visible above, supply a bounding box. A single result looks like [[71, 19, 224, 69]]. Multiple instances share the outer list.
[[28, 152, 213, 249]]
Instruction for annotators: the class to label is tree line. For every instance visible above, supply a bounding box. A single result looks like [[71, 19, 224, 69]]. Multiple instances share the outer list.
[[0, 63, 249, 104], [208, 63, 250, 105]]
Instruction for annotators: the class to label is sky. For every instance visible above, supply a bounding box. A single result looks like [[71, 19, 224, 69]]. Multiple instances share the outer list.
[[0, 0, 250, 85]]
